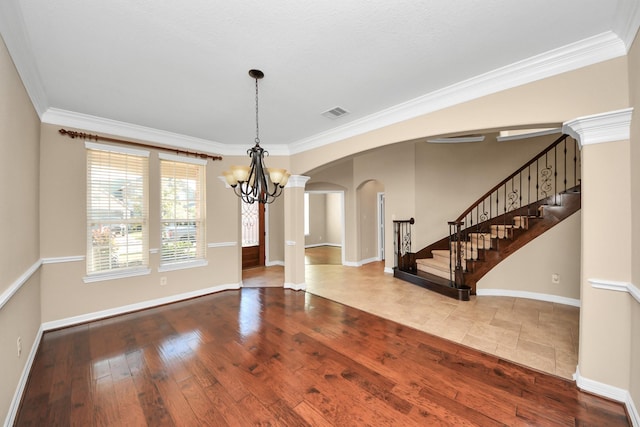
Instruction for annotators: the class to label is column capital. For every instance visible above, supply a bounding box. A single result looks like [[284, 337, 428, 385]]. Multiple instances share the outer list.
[[286, 175, 310, 189], [562, 108, 633, 148]]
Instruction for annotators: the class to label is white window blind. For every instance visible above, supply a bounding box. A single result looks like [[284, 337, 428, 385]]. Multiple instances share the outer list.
[[86, 143, 149, 275], [160, 154, 206, 265]]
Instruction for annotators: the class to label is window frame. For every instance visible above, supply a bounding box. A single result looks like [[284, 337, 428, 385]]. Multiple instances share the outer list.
[[84, 142, 150, 282], [158, 153, 207, 271]]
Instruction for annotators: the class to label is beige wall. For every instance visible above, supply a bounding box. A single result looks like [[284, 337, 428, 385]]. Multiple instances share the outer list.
[[326, 193, 342, 245], [305, 193, 327, 246], [306, 161, 356, 261], [39, 124, 246, 322], [354, 143, 416, 267], [267, 195, 285, 264], [414, 133, 556, 248], [627, 30, 640, 412], [357, 180, 384, 261], [298, 57, 627, 272], [0, 36, 42, 423], [1, 24, 638, 422], [308, 133, 563, 272], [478, 212, 581, 300], [292, 57, 628, 176], [579, 139, 632, 389]]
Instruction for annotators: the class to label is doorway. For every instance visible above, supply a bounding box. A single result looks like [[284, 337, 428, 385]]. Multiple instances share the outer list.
[[304, 191, 345, 266], [241, 201, 265, 269]]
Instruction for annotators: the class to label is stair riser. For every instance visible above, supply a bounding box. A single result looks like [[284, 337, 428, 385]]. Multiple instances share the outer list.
[[431, 253, 466, 269], [416, 263, 451, 280]]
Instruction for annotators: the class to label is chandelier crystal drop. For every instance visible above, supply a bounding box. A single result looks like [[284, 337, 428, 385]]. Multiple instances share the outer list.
[[222, 69, 290, 204]]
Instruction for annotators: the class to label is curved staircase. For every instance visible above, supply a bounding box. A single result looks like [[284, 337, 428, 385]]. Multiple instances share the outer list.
[[393, 134, 581, 300]]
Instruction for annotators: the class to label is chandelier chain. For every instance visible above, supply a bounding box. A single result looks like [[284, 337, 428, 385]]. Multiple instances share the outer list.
[[255, 77, 260, 145]]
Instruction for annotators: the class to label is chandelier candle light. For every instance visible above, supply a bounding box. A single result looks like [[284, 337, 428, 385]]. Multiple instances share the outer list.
[[223, 69, 290, 204]]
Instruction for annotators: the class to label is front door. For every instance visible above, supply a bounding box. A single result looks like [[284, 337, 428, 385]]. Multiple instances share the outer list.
[[241, 201, 265, 269]]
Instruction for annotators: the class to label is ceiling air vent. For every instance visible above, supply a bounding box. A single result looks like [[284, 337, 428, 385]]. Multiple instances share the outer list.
[[322, 106, 350, 119]]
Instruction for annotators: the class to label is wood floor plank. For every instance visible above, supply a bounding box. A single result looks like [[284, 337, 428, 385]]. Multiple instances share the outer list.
[[126, 349, 175, 426], [15, 288, 631, 426], [178, 375, 230, 426]]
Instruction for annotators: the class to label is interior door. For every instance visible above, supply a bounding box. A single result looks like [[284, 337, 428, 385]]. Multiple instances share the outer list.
[[241, 201, 265, 269]]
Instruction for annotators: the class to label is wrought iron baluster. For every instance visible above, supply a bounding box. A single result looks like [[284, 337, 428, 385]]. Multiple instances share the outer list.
[[536, 158, 539, 201], [564, 139, 568, 192], [527, 165, 531, 216], [554, 145, 558, 205]]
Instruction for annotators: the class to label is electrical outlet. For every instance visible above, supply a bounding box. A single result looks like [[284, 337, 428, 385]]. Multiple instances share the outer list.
[[160, 276, 167, 286], [17, 336, 22, 357], [552, 273, 560, 284]]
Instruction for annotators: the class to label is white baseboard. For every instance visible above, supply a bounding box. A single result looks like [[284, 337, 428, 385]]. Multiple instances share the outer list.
[[476, 289, 580, 307], [343, 257, 381, 268], [41, 282, 242, 331], [284, 282, 306, 291], [304, 243, 342, 248], [384, 267, 394, 274], [575, 367, 639, 426], [4, 324, 44, 427], [265, 260, 284, 267]]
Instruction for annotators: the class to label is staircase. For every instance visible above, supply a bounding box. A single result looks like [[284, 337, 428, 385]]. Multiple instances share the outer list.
[[393, 134, 581, 300]]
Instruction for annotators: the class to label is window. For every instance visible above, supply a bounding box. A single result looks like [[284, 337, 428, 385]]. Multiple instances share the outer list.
[[160, 154, 206, 268], [241, 200, 259, 247], [86, 142, 149, 277]]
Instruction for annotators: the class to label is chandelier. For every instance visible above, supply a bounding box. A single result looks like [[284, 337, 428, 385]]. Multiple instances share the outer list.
[[222, 69, 290, 204]]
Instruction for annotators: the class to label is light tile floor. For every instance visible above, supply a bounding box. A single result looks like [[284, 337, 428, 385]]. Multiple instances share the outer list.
[[243, 248, 580, 380]]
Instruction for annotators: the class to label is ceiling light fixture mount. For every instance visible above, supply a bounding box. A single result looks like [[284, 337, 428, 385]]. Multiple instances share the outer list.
[[223, 69, 290, 204]]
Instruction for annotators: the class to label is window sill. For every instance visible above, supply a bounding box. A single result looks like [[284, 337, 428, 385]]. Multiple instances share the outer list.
[[83, 268, 151, 283], [158, 259, 208, 272]]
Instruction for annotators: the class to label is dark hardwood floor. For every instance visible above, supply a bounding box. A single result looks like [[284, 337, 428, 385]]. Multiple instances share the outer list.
[[16, 288, 629, 426]]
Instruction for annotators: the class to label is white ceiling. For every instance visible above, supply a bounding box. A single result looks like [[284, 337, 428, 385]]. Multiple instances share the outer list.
[[1, 1, 639, 155]]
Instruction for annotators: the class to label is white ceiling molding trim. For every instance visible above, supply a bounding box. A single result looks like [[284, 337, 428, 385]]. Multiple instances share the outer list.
[[427, 136, 485, 144], [0, 0, 48, 117], [496, 128, 562, 142], [289, 31, 626, 155], [41, 108, 292, 157], [613, 0, 640, 50], [562, 107, 633, 147]]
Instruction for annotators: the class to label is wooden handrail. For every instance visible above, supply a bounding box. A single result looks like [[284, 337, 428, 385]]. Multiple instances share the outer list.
[[454, 134, 570, 223]]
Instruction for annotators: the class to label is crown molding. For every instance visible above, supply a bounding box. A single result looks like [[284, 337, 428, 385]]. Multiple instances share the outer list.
[[289, 31, 626, 154], [42, 108, 292, 157], [562, 108, 633, 147], [0, 0, 48, 117], [4, 3, 629, 158], [42, 108, 228, 155], [613, 0, 640, 51]]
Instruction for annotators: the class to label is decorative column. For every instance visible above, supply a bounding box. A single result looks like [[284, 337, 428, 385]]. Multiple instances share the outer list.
[[284, 175, 310, 290], [563, 107, 634, 401]]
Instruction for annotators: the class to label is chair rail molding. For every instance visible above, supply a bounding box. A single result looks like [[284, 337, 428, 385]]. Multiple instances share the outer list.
[[589, 278, 640, 304]]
